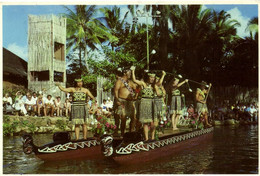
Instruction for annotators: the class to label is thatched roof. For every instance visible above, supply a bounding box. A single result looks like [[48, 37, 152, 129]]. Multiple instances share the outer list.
[[3, 47, 27, 77]]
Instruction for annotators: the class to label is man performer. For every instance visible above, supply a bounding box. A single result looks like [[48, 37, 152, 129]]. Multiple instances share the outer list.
[[195, 81, 212, 127], [56, 78, 95, 140], [114, 68, 137, 137]]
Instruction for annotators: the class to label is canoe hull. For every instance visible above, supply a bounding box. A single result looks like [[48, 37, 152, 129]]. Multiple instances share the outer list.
[[35, 145, 102, 161], [110, 128, 214, 165]]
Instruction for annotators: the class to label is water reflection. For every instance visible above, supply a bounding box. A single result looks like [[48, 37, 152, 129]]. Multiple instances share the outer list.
[[3, 125, 258, 174]]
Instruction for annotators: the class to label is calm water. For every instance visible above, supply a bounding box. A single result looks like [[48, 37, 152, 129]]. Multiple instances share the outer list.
[[3, 125, 258, 174]]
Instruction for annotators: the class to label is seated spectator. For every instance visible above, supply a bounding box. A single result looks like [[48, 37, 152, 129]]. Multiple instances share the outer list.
[[106, 97, 113, 112], [89, 100, 102, 116], [32, 92, 38, 103], [24, 94, 37, 115], [54, 96, 63, 117], [69, 94, 73, 104], [36, 95, 45, 117], [3, 93, 13, 113], [3, 93, 13, 106], [15, 91, 22, 101], [22, 92, 30, 103], [87, 96, 92, 109], [14, 94, 28, 116], [64, 98, 71, 117], [44, 95, 55, 117], [100, 99, 112, 117]]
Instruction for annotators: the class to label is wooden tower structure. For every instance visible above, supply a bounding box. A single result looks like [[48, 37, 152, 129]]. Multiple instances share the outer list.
[[28, 15, 66, 99]]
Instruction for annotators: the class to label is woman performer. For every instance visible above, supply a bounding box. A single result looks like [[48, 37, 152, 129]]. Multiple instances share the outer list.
[[56, 78, 95, 140], [195, 81, 212, 127], [154, 71, 167, 121], [168, 77, 188, 130], [131, 66, 160, 142]]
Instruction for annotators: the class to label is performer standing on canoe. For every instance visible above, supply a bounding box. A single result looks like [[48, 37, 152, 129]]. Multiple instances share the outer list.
[[195, 81, 212, 127], [168, 77, 188, 130], [131, 66, 160, 142], [114, 68, 137, 136], [154, 71, 167, 121], [56, 78, 95, 140]]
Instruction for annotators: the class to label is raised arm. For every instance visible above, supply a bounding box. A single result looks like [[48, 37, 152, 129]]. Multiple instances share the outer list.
[[177, 79, 188, 88], [158, 71, 166, 86], [131, 67, 144, 86], [55, 83, 74, 93]]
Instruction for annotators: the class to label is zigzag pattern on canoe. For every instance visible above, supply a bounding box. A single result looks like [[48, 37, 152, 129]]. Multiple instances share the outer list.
[[116, 127, 213, 155], [38, 140, 100, 153]]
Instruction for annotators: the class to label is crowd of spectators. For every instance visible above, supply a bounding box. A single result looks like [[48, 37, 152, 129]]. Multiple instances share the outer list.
[[3, 91, 114, 118], [212, 102, 258, 122], [172, 101, 258, 124]]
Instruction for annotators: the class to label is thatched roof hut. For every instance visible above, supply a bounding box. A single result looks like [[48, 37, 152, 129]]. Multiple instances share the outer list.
[[3, 47, 28, 87]]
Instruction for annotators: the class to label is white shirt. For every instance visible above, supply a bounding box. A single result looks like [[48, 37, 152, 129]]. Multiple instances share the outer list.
[[55, 100, 62, 107], [14, 99, 24, 110], [250, 107, 257, 114], [25, 98, 36, 105], [45, 99, 54, 105], [101, 103, 108, 112], [107, 100, 113, 109], [3, 97, 12, 105], [32, 96, 38, 103]]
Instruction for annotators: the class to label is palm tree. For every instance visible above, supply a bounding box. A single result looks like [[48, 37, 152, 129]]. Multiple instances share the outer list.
[[226, 17, 258, 87], [63, 5, 117, 73], [99, 6, 130, 50], [206, 10, 240, 85], [246, 17, 258, 40], [168, 5, 213, 80]]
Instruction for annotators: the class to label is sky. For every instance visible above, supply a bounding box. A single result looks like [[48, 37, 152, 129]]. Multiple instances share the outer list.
[[2, 4, 258, 61]]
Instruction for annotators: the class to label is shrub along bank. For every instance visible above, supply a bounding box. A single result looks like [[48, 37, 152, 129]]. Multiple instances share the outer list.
[[3, 115, 74, 136]]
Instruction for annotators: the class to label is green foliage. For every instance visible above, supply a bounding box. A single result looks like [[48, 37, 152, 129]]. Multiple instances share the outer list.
[[3, 123, 13, 136], [55, 120, 67, 131], [3, 120, 19, 136], [28, 123, 37, 134], [63, 5, 257, 89], [189, 118, 204, 130], [102, 80, 114, 92], [155, 120, 172, 141], [20, 120, 29, 128], [3, 115, 10, 123]]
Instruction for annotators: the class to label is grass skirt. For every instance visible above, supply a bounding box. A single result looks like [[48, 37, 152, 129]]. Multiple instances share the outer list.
[[115, 98, 135, 118], [196, 102, 208, 115], [70, 102, 89, 125], [170, 95, 182, 115], [154, 97, 166, 118], [137, 98, 158, 123]]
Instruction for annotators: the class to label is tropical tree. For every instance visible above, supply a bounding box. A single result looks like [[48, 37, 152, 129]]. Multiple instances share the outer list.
[[201, 10, 240, 86], [63, 5, 117, 74], [167, 5, 213, 80], [225, 17, 258, 87], [99, 6, 130, 50], [246, 17, 258, 40]]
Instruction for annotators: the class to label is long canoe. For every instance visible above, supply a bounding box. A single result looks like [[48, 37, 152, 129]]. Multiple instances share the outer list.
[[22, 132, 103, 161], [100, 127, 214, 165]]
